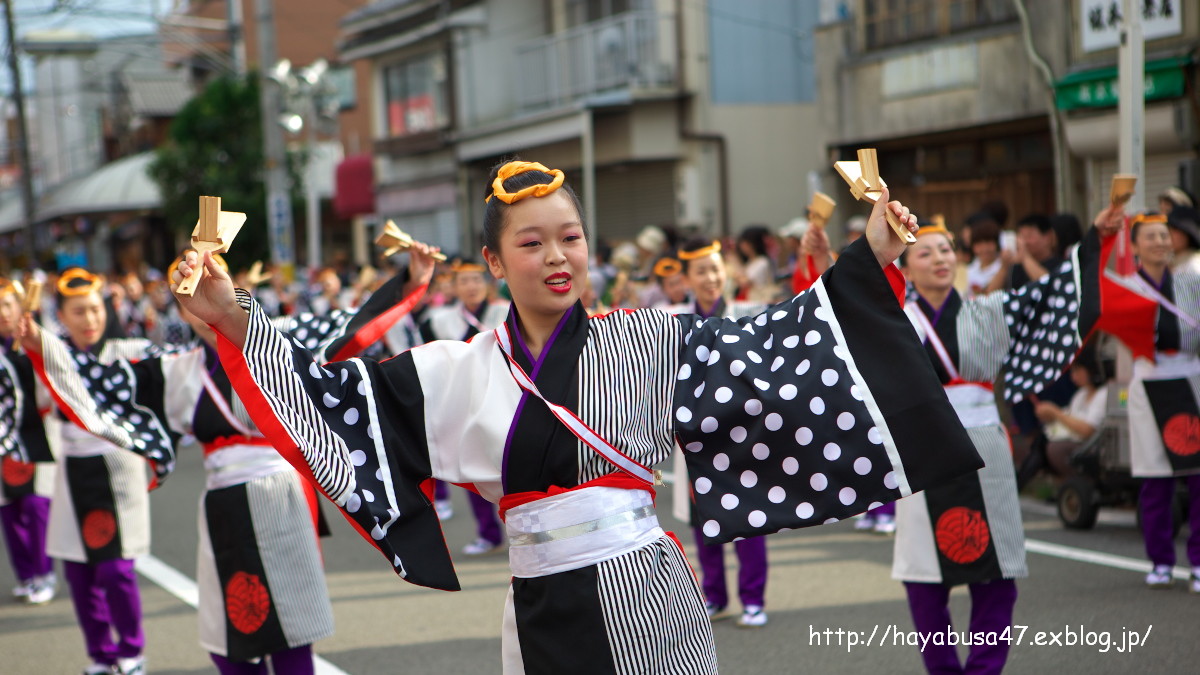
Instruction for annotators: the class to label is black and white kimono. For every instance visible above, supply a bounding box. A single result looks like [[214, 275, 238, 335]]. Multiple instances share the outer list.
[[31, 336, 171, 563], [0, 342, 56, 505], [424, 301, 511, 342], [894, 237, 1098, 586], [217, 239, 981, 674], [32, 272, 425, 660]]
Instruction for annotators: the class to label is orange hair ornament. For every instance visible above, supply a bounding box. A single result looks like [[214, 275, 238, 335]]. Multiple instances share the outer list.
[[0, 278, 15, 298], [1131, 213, 1167, 226], [678, 241, 722, 261], [653, 257, 683, 278], [451, 261, 487, 274], [56, 268, 104, 297], [485, 161, 565, 204], [914, 224, 953, 240]]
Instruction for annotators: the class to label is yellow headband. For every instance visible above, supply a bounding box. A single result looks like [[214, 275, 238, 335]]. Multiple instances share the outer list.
[[0, 278, 15, 298], [485, 161, 565, 204], [1132, 213, 1168, 225], [915, 224, 953, 240], [653, 257, 683, 278], [678, 241, 722, 261], [57, 268, 104, 297], [167, 251, 229, 283], [452, 262, 487, 274]]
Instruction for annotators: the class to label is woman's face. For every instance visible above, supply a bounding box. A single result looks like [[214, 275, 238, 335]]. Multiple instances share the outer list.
[[0, 293, 19, 338], [662, 273, 690, 304], [904, 233, 957, 295], [58, 291, 106, 349], [454, 271, 489, 309], [1069, 364, 1093, 390], [972, 239, 998, 265], [686, 252, 727, 308], [1133, 222, 1172, 267], [483, 191, 589, 322]]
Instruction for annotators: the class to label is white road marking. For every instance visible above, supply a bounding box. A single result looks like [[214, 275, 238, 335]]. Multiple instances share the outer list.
[[135, 555, 351, 674], [1025, 538, 1191, 581]]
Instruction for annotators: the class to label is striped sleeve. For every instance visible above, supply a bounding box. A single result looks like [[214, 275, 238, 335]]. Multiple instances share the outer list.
[[217, 290, 460, 591], [674, 237, 981, 544]]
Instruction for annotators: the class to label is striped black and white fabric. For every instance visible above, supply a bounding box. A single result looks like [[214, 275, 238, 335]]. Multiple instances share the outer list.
[[38, 326, 414, 660], [218, 238, 981, 674]]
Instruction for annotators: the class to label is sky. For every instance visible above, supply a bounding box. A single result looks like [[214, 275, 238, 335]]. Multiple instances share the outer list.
[[2, 0, 169, 94]]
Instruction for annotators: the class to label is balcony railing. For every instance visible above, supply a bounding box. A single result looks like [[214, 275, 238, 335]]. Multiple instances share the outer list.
[[516, 10, 678, 112]]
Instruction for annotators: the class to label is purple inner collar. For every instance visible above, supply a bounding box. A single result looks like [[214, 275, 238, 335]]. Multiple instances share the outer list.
[[500, 304, 577, 491], [1138, 266, 1169, 292], [918, 292, 952, 327]]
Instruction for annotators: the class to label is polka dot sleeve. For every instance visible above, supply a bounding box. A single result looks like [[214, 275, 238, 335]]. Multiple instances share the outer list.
[[0, 352, 26, 461], [998, 248, 1090, 403], [218, 297, 461, 591], [27, 328, 179, 484], [674, 238, 982, 544]]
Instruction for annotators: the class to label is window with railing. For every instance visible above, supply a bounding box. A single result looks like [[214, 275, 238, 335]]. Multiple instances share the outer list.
[[565, 0, 643, 28], [860, 0, 1016, 50], [381, 50, 449, 137], [516, 9, 676, 111]]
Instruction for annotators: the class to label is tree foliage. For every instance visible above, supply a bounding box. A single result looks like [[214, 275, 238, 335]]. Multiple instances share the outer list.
[[148, 74, 301, 270]]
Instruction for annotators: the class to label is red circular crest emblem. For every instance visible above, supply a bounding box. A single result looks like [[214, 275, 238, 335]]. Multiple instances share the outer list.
[[935, 506, 990, 565], [82, 509, 117, 550], [1162, 413, 1200, 456], [1, 455, 35, 487], [225, 571, 271, 634]]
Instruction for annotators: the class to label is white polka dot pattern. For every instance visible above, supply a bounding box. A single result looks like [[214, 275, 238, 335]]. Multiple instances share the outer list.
[[673, 285, 903, 543], [994, 258, 1087, 403]]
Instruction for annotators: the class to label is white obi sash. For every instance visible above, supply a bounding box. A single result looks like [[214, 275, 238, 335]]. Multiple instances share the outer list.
[[944, 383, 1001, 430], [203, 443, 293, 491], [505, 486, 664, 578]]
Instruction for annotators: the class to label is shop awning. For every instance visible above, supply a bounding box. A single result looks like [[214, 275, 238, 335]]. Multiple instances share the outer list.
[[1055, 55, 1192, 111], [36, 152, 162, 222]]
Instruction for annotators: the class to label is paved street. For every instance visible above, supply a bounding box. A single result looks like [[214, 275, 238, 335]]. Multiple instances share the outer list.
[[2, 447, 1195, 674]]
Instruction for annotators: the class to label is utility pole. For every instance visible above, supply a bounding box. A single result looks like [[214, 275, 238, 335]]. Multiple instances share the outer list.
[[1118, 0, 1144, 211], [227, 0, 246, 76], [2, 0, 39, 266], [254, 0, 296, 280]]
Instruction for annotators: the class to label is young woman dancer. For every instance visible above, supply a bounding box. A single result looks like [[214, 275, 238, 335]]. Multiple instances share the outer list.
[[173, 160, 983, 673]]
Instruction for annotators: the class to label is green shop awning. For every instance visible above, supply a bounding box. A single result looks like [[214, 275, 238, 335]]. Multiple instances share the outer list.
[[1055, 55, 1191, 111]]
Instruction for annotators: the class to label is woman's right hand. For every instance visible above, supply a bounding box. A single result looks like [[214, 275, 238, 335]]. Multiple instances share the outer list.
[[170, 250, 241, 336], [16, 313, 41, 356], [1093, 204, 1125, 238]]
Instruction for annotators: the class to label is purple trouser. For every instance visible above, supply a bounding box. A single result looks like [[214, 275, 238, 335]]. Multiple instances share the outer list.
[[867, 502, 896, 518], [211, 644, 314, 675], [468, 490, 503, 545], [1139, 475, 1200, 567], [433, 480, 449, 501], [691, 527, 767, 608], [904, 579, 1018, 675], [64, 559, 144, 665], [0, 494, 53, 581]]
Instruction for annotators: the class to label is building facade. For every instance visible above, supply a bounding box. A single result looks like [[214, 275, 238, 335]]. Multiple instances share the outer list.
[[814, 0, 1198, 233], [338, 0, 825, 258]]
